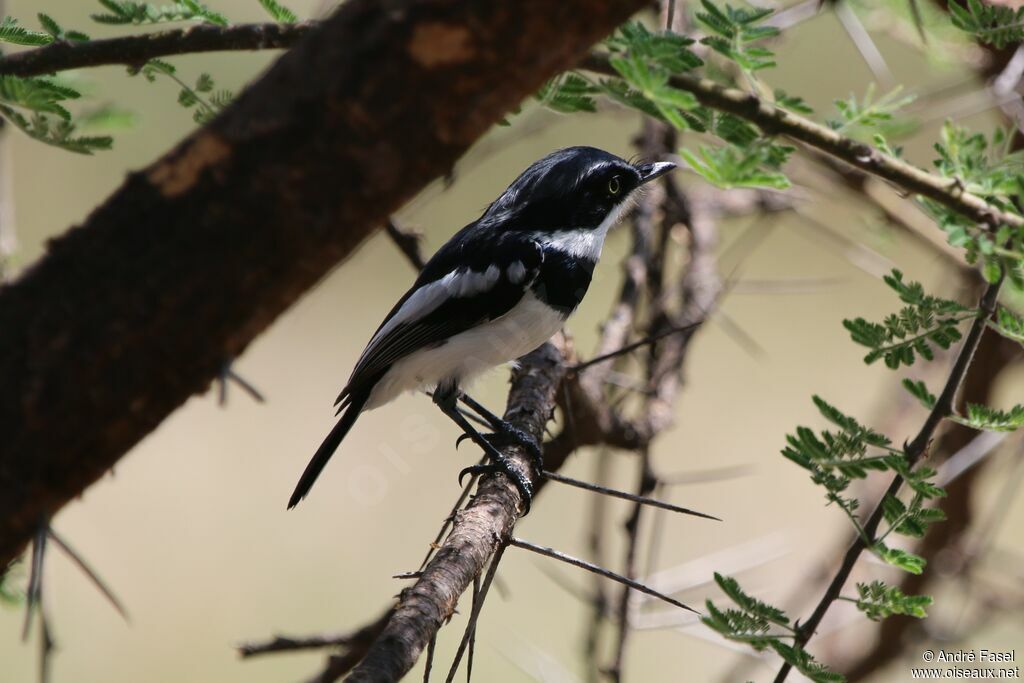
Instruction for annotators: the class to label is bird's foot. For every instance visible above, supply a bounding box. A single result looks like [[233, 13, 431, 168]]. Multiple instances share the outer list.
[[458, 458, 534, 514], [456, 425, 544, 472]]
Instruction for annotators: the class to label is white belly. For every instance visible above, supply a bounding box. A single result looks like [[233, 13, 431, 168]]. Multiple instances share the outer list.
[[364, 292, 565, 409]]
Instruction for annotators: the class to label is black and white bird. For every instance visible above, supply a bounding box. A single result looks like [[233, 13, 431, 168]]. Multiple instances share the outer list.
[[288, 146, 675, 510]]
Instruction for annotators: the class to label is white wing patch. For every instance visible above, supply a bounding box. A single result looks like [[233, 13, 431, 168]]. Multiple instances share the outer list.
[[507, 260, 527, 284], [354, 266, 503, 376]]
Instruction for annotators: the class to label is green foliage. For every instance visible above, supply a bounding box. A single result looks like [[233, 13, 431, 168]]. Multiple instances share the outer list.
[[770, 642, 846, 683], [696, 0, 779, 76], [258, 0, 296, 23], [782, 397, 899, 527], [872, 541, 926, 574], [950, 0, 1024, 48], [903, 378, 1024, 431], [0, 16, 54, 46], [773, 88, 813, 114], [901, 378, 936, 409], [130, 59, 232, 124], [37, 13, 91, 41], [704, 574, 843, 682], [0, 568, 23, 607], [955, 402, 1024, 431], [925, 123, 1024, 285], [829, 85, 915, 140], [680, 140, 792, 190], [600, 21, 703, 129], [848, 581, 932, 621], [535, 74, 598, 114], [988, 306, 1024, 345], [843, 270, 974, 368], [881, 492, 946, 539], [606, 21, 704, 73], [91, 0, 227, 26], [0, 76, 112, 153]]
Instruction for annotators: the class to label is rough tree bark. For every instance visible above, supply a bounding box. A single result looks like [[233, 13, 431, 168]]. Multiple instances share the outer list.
[[344, 341, 566, 683], [0, 0, 647, 570]]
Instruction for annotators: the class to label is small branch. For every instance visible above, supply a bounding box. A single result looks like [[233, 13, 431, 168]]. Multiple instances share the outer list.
[[0, 22, 316, 77], [581, 54, 1024, 233], [542, 470, 720, 520], [773, 276, 1004, 683], [508, 537, 698, 614]]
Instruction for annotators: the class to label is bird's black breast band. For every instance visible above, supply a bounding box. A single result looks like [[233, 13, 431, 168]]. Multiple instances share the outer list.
[[531, 248, 596, 315]]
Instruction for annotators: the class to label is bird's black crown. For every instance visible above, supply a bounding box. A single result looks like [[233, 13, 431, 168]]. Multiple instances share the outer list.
[[480, 146, 674, 233]]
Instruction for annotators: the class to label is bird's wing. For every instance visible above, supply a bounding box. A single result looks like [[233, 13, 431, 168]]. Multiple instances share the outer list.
[[336, 232, 544, 407]]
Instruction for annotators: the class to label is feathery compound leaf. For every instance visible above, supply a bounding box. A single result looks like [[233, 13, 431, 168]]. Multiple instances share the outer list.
[[813, 396, 891, 448], [607, 21, 703, 73], [0, 104, 112, 154], [783, 397, 905, 527], [953, 403, 1024, 431], [850, 581, 932, 621], [774, 89, 813, 114], [925, 122, 1024, 278], [901, 379, 937, 409], [696, 0, 779, 76], [988, 306, 1024, 346], [713, 573, 790, 626], [602, 22, 703, 129], [843, 270, 975, 368], [536, 74, 599, 114], [872, 542, 926, 574], [828, 85, 915, 140], [769, 642, 846, 682], [881, 492, 945, 538], [950, 0, 1024, 48], [680, 141, 792, 190], [258, 0, 296, 23], [91, 0, 227, 25], [0, 16, 54, 46], [702, 575, 803, 662]]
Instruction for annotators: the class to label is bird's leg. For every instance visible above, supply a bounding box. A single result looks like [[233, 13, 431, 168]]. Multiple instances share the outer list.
[[432, 386, 534, 513], [457, 393, 544, 473]]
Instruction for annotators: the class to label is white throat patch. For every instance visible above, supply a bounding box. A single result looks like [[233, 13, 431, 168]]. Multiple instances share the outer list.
[[529, 194, 635, 260]]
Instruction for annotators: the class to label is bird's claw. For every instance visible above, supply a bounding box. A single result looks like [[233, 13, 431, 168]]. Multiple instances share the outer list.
[[457, 461, 534, 515], [455, 428, 544, 471]]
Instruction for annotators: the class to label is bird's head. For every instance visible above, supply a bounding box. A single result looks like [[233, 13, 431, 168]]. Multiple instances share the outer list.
[[482, 146, 676, 234]]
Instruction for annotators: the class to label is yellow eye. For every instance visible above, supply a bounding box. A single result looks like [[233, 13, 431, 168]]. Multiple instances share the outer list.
[[607, 176, 621, 195]]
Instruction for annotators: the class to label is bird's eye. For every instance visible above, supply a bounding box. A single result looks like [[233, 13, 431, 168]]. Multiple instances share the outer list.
[[607, 176, 621, 196]]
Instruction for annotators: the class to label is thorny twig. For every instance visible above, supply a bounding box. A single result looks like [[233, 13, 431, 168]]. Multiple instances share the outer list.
[[774, 277, 1004, 683]]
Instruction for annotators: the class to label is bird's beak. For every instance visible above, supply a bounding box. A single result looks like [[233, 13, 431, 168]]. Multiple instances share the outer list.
[[636, 160, 677, 184]]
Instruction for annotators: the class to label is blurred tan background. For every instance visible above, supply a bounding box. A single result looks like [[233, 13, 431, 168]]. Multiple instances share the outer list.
[[1, 1, 1021, 681]]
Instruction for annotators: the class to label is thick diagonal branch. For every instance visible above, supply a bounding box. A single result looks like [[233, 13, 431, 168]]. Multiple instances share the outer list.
[[0, 0, 647, 570]]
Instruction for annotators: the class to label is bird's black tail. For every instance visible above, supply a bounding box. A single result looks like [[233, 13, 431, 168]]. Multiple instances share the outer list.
[[288, 386, 373, 509]]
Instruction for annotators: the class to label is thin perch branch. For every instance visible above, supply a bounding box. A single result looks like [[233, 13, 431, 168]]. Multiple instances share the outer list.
[[0, 22, 315, 77], [343, 341, 567, 682]]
